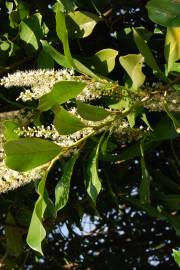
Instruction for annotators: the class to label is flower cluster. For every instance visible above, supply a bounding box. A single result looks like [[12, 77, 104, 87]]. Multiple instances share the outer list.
[[0, 69, 75, 101], [0, 160, 44, 193], [16, 124, 94, 148], [0, 69, 120, 103], [77, 80, 117, 102]]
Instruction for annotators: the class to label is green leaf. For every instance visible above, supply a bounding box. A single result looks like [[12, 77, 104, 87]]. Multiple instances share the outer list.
[[146, 0, 180, 27], [74, 57, 101, 79], [53, 106, 86, 135], [119, 54, 145, 91], [41, 40, 101, 79], [172, 249, 180, 267], [41, 40, 70, 68], [86, 134, 104, 204], [19, 13, 43, 50], [165, 27, 180, 74], [55, 152, 79, 211], [37, 49, 54, 69], [6, 1, 13, 13], [19, 21, 38, 50], [4, 138, 60, 171], [171, 62, 180, 73], [164, 103, 180, 133], [55, 3, 75, 67], [3, 120, 19, 141], [59, 0, 77, 12], [26, 172, 48, 255], [38, 81, 87, 111], [76, 100, 111, 121], [77, 49, 118, 75], [133, 28, 161, 73], [66, 11, 99, 39], [5, 211, 23, 256], [139, 140, 151, 204]]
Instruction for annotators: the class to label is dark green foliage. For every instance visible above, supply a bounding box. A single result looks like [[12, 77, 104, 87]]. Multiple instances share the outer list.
[[0, 0, 179, 269]]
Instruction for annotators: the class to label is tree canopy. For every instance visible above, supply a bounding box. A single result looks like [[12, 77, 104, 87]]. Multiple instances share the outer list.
[[0, 0, 180, 269]]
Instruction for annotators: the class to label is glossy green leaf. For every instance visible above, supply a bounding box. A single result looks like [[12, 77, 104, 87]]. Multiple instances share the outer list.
[[55, 152, 79, 211], [19, 13, 43, 50], [139, 140, 151, 204], [3, 120, 19, 141], [5, 211, 23, 256], [76, 100, 111, 121], [133, 28, 161, 73], [55, 3, 75, 67], [165, 27, 180, 74], [26, 172, 48, 255], [66, 11, 100, 38], [4, 138, 60, 171], [77, 49, 118, 75], [37, 49, 54, 69], [146, 0, 180, 27], [86, 134, 104, 204], [38, 81, 86, 111], [19, 21, 38, 50], [172, 249, 180, 267], [41, 40, 101, 79], [53, 106, 86, 135], [171, 62, 180, 73], [41, 40, 70, 68], [119, 54, 145, 91]]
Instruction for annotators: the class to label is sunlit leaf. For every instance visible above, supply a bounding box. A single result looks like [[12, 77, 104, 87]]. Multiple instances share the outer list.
[[19, 21, 38, 50], [133, 28, 161, 74], [55, 152, 79, 211], [54, 2, 75, 67], [4, 138, 60, 171], [119, 54, 145, 91], [19, 13, 43, 50], [67, 11, 100, 38], [76, 100, 111, 121], [171, 62, 180, 73], [41, 40, 70, 68], [38, 81, 87, 111], [165, 27, 180, 74], [3, 120, 19, 141], [86, 134, 104, 204], [77, 49, 118, 75], [53, 106, 86, 135], [172, 249, 180, 267], [26, 172, 48, 255], [41, 40, 101, 79]]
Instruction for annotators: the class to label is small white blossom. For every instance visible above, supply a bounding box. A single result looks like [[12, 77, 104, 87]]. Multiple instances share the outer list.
[[0, 160, 44, 193], [0, 69, 76, 101]]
